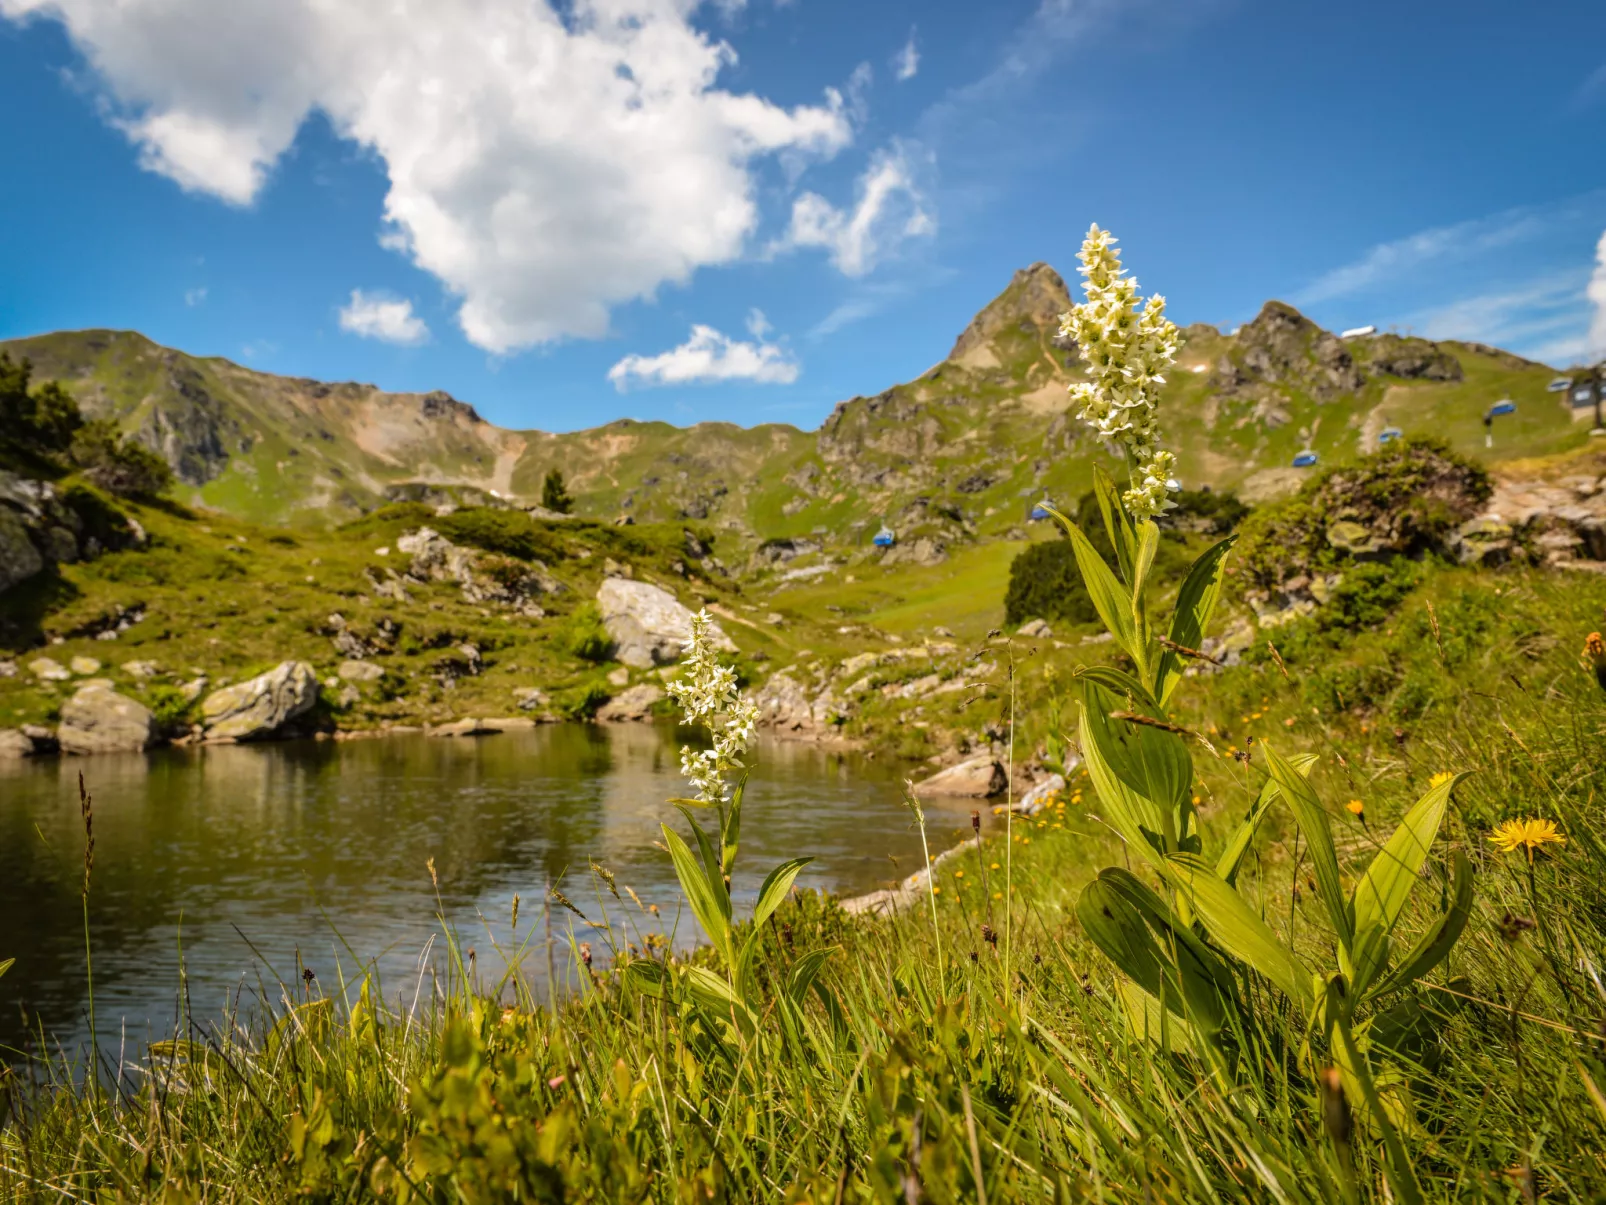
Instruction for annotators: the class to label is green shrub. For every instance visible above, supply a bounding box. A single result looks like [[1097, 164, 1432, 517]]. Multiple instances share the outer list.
[[145, 684, 195, 730], [59, 482, 134, 550], [540, 468, 574, 514], [1004, 538, 1098, 628], [70, 419, 175, 499], [562, 602, 613, 663], [556, 681, 611, 719], [1163, 487, 1250, 534], [437, 508, 567, 563]]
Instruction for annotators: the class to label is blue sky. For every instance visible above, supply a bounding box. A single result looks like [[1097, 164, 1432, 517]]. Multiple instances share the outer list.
[[2, 0, 1605, 433]]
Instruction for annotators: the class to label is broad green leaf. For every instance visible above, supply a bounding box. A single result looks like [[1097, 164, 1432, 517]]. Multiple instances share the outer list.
[[1262, 741, 1352, 951], [1117, 979, 1200, 1051], [1079, 679, 1194, 855], [1155, 535, 1237, 707], [1077, 877, 1169, 996], [0, 957, 12, 982], [1366, 851, 1473, 1002], [1072, 664, 1157, 711], [1046, 509, 1143, 673], [1216, 751, 1317, 885], [1162, 853, 1313, 1007], [622, 958, 669, 999], [752, 857, 812, 930], [786, 947, 836, 1006], [1349, 774, 1463, 995], [1093, 868, 1235, 1035], [684, 965, 746, 1019], [1131, 521, 1160, 605], [661, 824, 731, 964], [676, 804, 732, 926], [1092, 465, 1137, 584]]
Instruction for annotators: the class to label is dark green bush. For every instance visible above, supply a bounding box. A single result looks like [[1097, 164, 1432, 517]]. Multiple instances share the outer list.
[[59, 482, 134, 549], [556, 681, 612, 719], [70, 419, 175, 499], [437, 508, 568, 563], [1004, 538, 1098, 629]]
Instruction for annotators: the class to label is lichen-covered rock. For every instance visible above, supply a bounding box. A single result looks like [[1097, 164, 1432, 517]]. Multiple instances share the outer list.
[[595, 683, 664, 722], [0, 505, 44, 594], [1017, 773, 1065, 815], [201, 660, 319, 740], [29, 657, 71, 682], [0, 728, 38, 758], [59, 684, 155, 754], [596, 578, 733, 668], [338, 660, 386, 683], [752, 670, 844, 736], [912, 755, 1007, 798], [397, 527, 563, 608]]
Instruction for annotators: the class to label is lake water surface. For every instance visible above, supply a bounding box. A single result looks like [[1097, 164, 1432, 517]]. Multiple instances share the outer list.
[[0, 725, 980, 1058]]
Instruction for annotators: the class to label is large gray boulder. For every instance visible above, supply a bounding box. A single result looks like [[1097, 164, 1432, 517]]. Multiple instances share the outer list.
[[595, 683, 664, 722], [0, 728, 38, 758], [59, 685, 155, 754], [595, 578, 733, 668], [201, 661, 320, 740], [752, 670, 844, 737], [911, 755, 1007, 798]]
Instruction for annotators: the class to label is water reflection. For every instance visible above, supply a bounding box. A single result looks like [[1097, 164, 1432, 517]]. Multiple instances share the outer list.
[[0, 725, 984, 1055]]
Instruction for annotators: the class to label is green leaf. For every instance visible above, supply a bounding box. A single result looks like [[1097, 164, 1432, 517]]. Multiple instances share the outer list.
[[660, 823, 731, 964], [1349, 774, 1462, 996], [752, 857, 812, 930], [1078, 679, 1194, 857], [0, 957, 11, 981], [1131, 521, 1160, 605], [721, 774, 747, 873], [1262, 741, 1352, 951], [1046, 508, 1143, 672], [684, 965, 748, 1024], [676, 804, 732, 926], [1155, 535, 1236, 707], [1092, 465, 1137, 583], [1072, 664, 1158, 711], [622, 958, 669, 999], [1216, 751, 1317, 885], [1368, 851, 1474, 1000], [1162, 853, 1313, 1007], [785, 947, 836, 1006], [1077, 876, 1169, 995]]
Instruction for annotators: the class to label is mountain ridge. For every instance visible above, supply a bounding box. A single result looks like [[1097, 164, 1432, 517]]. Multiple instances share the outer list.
[[1, 274, 1584, 552]]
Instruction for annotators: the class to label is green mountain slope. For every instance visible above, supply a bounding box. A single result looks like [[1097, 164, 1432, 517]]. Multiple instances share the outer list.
[[3, 270, 1588, 546]]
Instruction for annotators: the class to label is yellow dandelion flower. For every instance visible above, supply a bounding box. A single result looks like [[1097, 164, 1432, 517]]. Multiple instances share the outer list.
[[932, 886, 942, 894], [1428, 771, 1455, 789], [954, 869, 964, 878], [993, 892, 1003, 900], [1489, 818, 1565, 858], [1345, 799, 1364, 816], [1191, 795, 1202, 805], [990, 862, 1001, 870]]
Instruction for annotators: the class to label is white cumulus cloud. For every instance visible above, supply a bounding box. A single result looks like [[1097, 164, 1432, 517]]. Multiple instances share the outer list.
[[338, 289, 429, 345], [1588, 229, 1606, 361], [893, 31, 919, 81], [607, 320, 799, 389], [0, 0, 855, 352], [780, 144, 934, 276]]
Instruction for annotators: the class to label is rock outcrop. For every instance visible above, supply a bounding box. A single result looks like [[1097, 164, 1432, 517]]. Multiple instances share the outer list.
[[596, 578, 732, 668], [1452, 474, 1606, 570], [595, 683, 664, 722], [201, 660, 320, 740], [912, 755, 1008, 798], [58, 684, 155, 754], [397, 527, 562, 612], [751, 670, 844, 737], [0, 470, 142, 596], [0, 728, 37, 758]]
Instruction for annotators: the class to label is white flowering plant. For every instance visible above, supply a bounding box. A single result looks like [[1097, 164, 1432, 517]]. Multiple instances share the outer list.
[[1052, 230, 1472, 1200], [1059, 223, 1181, 521], [626, 610, 822, 1033]]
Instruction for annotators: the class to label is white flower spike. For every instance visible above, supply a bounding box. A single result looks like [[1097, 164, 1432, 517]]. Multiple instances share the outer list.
[[1059, 224, 1181, 520], [665, 610, 759, 804]]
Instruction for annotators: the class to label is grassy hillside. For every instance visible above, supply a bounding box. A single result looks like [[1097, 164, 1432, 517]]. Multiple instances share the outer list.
[[3, 271, 1586, 549]]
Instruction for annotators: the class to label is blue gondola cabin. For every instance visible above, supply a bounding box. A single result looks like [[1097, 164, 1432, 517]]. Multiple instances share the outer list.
[[1488, 400, 1516, 417], [1029, 499, 1054, 521], [873, 526, 896, 548], [1378, 427, 1402, 444], [1292, 450, 1319, 468]]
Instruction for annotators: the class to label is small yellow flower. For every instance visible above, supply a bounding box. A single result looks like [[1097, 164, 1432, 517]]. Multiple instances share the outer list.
[[1346, 799, 1365, 816], [1488, 818, 1566, 859], [990, 862, 1001, 870], [954, 869, 964, 878], [993, 891, 1003, 900], [1429, 771, 1455, 789]]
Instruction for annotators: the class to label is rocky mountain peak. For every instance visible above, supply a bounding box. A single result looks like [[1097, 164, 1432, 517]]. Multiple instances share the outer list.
[[947, 262, 1074, 364], [1219, 300, 1364, 400]]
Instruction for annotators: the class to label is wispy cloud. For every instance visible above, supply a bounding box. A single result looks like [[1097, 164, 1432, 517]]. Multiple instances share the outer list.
[[1587, 228, 1606, 360], [893, 30, 919, 82], [1400, 271, 1591, 366], [778, 143, 935, 276], [184, 286, 207, 306], [337, 289, 429, 345], [607, 319, 799, 389], [1295, 207, 1550, 305]]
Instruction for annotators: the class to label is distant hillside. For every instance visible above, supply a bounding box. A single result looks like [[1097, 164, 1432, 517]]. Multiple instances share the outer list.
[[3, 274, 1588, 548]]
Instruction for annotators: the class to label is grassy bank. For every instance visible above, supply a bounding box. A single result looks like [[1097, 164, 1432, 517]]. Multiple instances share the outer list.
[[3, 549, 1603, 1201]]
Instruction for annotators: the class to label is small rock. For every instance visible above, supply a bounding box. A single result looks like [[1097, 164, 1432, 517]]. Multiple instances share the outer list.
[[59, 684, 155, 754], [912, 755, 1008, 798], [596, 578, 733, 668], [933, 626, 955, 639], [29, 657, 71, 681], [122, 660, 161, 679], [70, 656, 102, 676], [0, 728, 37, 758], [1017, 618, 1052, 639], [1017, 773, 1066, 816], [179, 676, 208, 704], [431, 717, 503, 737], [338, 660, 386, 683], [606, 666, 630, 687], [0, 660, 15, 678], [375, 546, 390, 557], [595, 683, 664, 723], [514, 687, 549, 711]]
